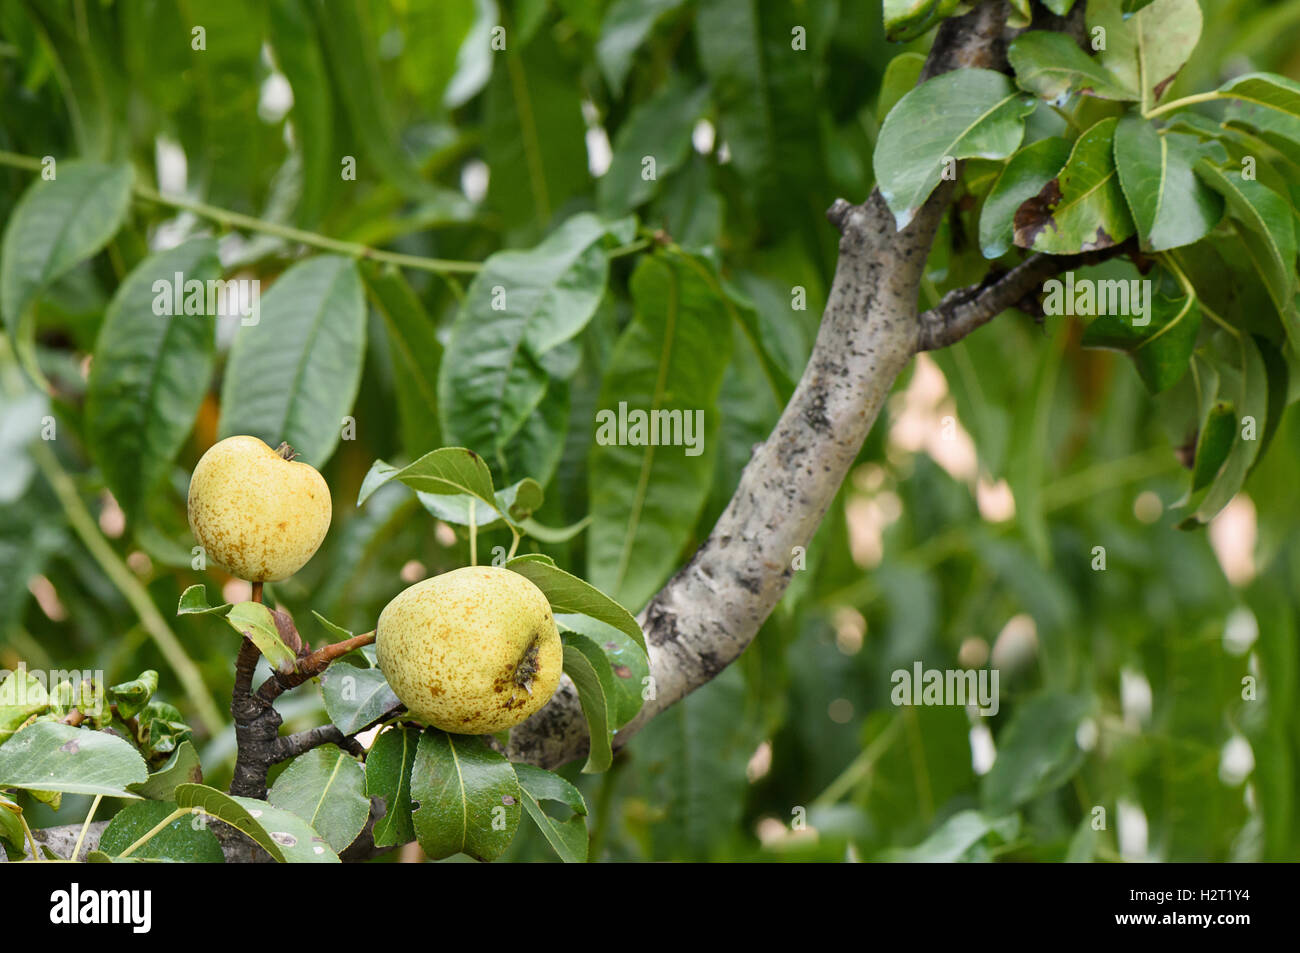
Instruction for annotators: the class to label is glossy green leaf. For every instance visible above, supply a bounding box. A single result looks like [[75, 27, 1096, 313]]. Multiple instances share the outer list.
[[882, 0, 961, 42], [1008, 31, 1133, 105], [1082, 286, 1202, 393], [979, 137, 1071, 259], [439, 214, 630, 476], [1089, 0, 1202, 112], [876, 52, 926, 123], [881, 810, 1021, 862], [875, 69, 1035, 230], [268, 744, 369, 854], [562, 633, 617, 773], [410, 730, 520, 862], [514, 762, 588, 862], [268, 0, 334, 226], [1194, 162, 1298, 347], [1216, 72, 1300, 123], [366, 726, 420, 848], [319, 661, 402, 736], [85, 239, 220, 522], [224, 602, 297, 673], [1192, 400, 1236, 491], [557, 613, 648, 727], [174, 783, 339, 862], [507, 554, 645, 652], [597, 0, 687, 96], [1114, 117, 1223, 251], [0, 160, 132, 335], [106, 670, 158, 721], [1014, 117, 1134, 253], [176, 584, 232, 616], [587, 252, 731, 610], [415, 477, 544, 531], [218, 255, 366, 468], [358, 447, 496, 511], [128, 740, 204, 800], [99, 799, 224, 862], [0, 722, 147, 798]]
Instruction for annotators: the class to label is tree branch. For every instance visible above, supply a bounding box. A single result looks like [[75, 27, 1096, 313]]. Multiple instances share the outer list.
[[914, 244, 1131, 351], [506, 0, 1015, 770]]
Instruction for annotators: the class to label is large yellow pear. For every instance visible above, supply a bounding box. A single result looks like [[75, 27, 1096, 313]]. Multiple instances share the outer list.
[[187, 435, 332, 582], [376, 566, 562, 734]]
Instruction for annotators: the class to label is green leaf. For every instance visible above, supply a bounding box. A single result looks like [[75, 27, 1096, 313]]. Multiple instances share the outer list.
[[415, 477, 544, 530], [599, 76, 710, 215], [0, 722, 147, 798], [982, 694, 1088, 813], [128, 740, 204, 800], [1089, 0, 1202, 112], [1081, 284, 1202, 393], [361, 262, 444, 459], [514, 762, 588, 862], [174, 783, 339, 862], [0, 160, 133, 335], [876, 52, 926, 123], [979, 137, 1071, 259], [267, 0, 335, 226], [1114, 117, 1223, 252], [218, 255, 366, 468], [176, 584, 232, 616], [882, 0, 961, 42], [0, 668, 51, 742], [482, 29, 589, 231], [881, 810, 1021, 862], [1216, 72, 1300, 123], [596, 0, 686, 96], [99, 799, 224, 862], [107, 670, 158, 720], [874, 69, 1035, 230], [410, 730, 520, 862], [365, 726, 420, 848], [438, 214, 630, 478], [1192, 400, 1236, 491], [268, 744, 369, 854], [562, 632, 617, 773], [506, 554, 645, 652], [84, 239, 221, 522], [1181, 333, 1271, 523], [587, 252, 731, 610], [358, 447, 497, 510], [0, 792, 25, 854], [1008, 31, 1134, 105], [1014, 117, 1134, 253], [319, 661, 402, 736], [224, 602, 297, 673], [557, 613, 649, 728], [1193, 163, 1298, 348]]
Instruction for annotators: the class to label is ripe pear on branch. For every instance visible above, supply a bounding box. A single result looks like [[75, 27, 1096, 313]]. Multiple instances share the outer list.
[[376, 566, 562, 734], [187, 435, 332, 583]]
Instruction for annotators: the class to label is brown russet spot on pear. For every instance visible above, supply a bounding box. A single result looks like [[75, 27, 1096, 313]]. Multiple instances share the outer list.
[[376, 566, 562, 734], [187, 435, 332, 582]]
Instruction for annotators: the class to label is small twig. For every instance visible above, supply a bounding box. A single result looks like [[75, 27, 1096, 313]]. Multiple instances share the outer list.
[[256, 631, 377, 703], [275, 725, 366, 762]]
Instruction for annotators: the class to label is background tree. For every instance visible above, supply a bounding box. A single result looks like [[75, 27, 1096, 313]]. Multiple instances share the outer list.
[[1, 0, 1298, 862]]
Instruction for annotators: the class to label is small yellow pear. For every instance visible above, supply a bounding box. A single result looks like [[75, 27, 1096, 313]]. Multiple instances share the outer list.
[[187, 435, 332, 582], [376, 566, 562, 734]]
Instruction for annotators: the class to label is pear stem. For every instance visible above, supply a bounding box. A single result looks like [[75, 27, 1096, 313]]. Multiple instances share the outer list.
[[251, 581, 263, 603]]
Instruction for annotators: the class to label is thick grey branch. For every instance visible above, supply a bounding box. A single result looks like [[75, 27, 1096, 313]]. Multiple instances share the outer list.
[[506, 0, 1014, 771]]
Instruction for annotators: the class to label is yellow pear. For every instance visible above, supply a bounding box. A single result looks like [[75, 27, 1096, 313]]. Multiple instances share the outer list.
[[187, 435, 332, 582], [376, 566, 562, 734]]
